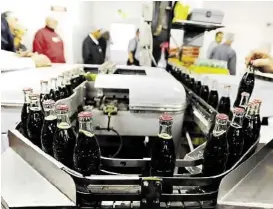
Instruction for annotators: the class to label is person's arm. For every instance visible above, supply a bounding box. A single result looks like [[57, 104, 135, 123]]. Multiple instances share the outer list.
[[228, 52, 237, 75], [128, 39, 136, 63], [33, 31, 45, 54]]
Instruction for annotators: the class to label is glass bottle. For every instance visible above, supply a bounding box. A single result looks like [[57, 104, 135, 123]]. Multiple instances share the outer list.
[[226, 107, 245, 169], [242, 102, 256, 152], [253, 99, 262, 141], [53, 104, 76, 168], [73, 112, 101, 176], [70, 68, 80, 89], [193, 74, 202, 95], [238, 92, 250, 110], [150, 112, 176, 194], [218, 85, 231, 116], [200, 76, 210, 102], [58, 75, 69, 99], [20, 87, 33, 137], [41, 100, 57, 156], [40, 80, 50, 112], [207, 79, 219, 109], [63, 72, 73, 97], [49, 77, 60, 101], [27, 93, 44, 147], [202, 113, 229, 176], [79, 68, 86, 84], [233, 65, 255, 107]]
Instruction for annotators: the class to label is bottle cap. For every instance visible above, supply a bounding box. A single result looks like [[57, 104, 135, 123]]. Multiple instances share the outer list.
[[43, 99, 55, 106], [253, 99, 262, 104], [23, 87, 33, 92], [248, 101, 255, 107], [241, 92, 250, 97], [216, 113, 228, 120], [233, 107, 245, 114], [159, 112, 173, 121], [56, 104, 69, 111], [78, 111, 92, 118]]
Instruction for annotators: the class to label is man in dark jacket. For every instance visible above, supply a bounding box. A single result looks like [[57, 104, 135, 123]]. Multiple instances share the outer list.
[[82, 27, 104, 65], [1, 11, 18, 52]]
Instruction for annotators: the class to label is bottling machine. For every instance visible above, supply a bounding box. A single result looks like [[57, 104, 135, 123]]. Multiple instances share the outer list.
[[1, 64, 262, 209]]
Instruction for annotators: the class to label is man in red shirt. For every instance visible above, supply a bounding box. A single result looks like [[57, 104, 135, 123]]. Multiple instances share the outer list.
[[33, 16, 65, 63]]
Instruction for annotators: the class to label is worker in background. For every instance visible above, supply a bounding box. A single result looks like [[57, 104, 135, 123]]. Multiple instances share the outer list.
[[82, 26, 104, 65], [210, 33, 237, 75], [207, 31, 224, 58], [246, 50, 273, 74], [33, 15, 66, 63], [98, 31, 111, 61], [1, 11, 18, 52], [127, 29, 140, 66]]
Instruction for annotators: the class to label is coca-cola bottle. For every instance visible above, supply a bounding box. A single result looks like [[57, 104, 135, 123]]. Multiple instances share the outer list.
[[202, 114, 229, 176], [193, 75, 202, 95], [70, 68, 80, 89], [199, 76, 210, 102], [218, 85, 231, 116], [49, 77, 60, 101], [27, 94, 44, 146], [53, 105, 76, 168], [207, 80, 219, 109], [184, 74, 190, 88], [188, 75, 195, 90], [20, 88, 33, 137], [73, 112, 101, 175], [253, 99, 262, 141], [242, 102, 256, 152], [233, 65, 255, 107], [63, 72, 73, 97], [79, 68, 86, 84], [150, 113, 176, 194], [237, 92, 250, 110], [226, 108, 245, 169], [40, 80, 50, 110], [58, 75, 69, 99]]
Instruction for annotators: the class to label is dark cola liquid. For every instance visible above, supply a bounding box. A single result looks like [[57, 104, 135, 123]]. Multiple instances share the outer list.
[[151, 134, 176, 193], [208, 90, 219, 109], [234, 72, 255, 107], [66, 84, 73, 97], [79, 74, 86, 84], [242, 116, 255, 152], [70, 77, 80, 89], [226, 124, 244, 169], [41, 116, 57, 156], [218, 97, 231, 116], [59, 86, 69, 99], [193, 81, 202, 95], [253, 114, 261, 141], [27, 109, 44, 146], [73, 130, 101, 176], [21, 103, 29, 137], [200, 85, 209, 102], [48, 89, 56, 101], [188, 78, 195, 90], [202, 131, 229, 176], [53, 123, 76, 168], [184, 75, 190, 87], [40, 93, 50, 112]]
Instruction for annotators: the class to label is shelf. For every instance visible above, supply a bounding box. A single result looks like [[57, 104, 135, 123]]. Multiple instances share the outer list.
[[172, 20, 224, 32]]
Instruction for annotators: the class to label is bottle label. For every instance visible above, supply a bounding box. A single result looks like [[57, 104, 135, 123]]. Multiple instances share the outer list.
[[79, 129, 94, 137], [57, 122, 71, 129], [45, 115, 57, 121], [158, 133, 172, 140]]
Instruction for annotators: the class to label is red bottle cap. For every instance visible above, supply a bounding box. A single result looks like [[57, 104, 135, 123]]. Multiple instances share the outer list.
[[159, 112, 173, 121], [241, 92, 250, 97], [216, 113, 228, 120], [56, 104, 69, 111], [23, 87, 33, 92], [253, 99, 262, 104], [78, 111, 92, 118], [248, 101, 255, 107], [233, 107, 245, 114], [43, 99, 55, 106]]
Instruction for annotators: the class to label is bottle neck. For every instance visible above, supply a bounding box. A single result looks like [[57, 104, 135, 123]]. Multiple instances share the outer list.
[[23, 91, 31, 104], [213, 119, 228, 136], [51, 79, 58, 90], [246, 106, 255, 118], [41, 82, 49, 94], [79, 119, 93, 133], [255, 103, 261, 115], [64, 74, 71, 85], [57, 112, 71, 127], [58, 77, 65, 87], [158, 121, 172, 139], [239, 95, 249, 109], [44, 107, 55, 118], [248, 65, 255, 74], [231, 113, 243, 127], [29, 99, 42, 111], [211, 81, 217, 91], [223, 86, 230, 97]]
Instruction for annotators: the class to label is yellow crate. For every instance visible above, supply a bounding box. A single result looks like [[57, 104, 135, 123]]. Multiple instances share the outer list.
[[189, 66, 229, 75]]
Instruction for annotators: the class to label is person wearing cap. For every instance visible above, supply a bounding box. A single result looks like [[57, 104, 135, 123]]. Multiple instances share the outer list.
[[245, 50, 273, 74], [82, 26, 104, 65], [33, 15, 66, 63], [127, 28, 140, 66], [210, 33, 237, 75]]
